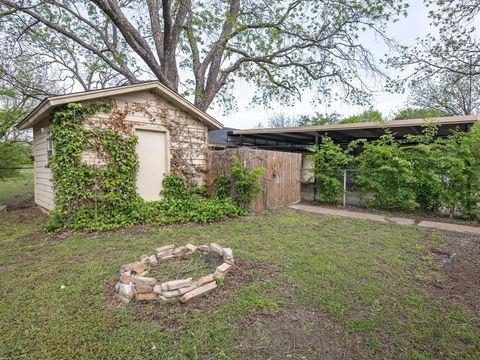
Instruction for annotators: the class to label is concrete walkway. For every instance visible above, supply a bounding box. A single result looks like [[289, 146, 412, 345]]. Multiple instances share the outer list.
[[289, 203, 480, 235]]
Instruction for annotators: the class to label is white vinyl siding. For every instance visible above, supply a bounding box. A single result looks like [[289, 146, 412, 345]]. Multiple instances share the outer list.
[[33, 119, 54, 210]]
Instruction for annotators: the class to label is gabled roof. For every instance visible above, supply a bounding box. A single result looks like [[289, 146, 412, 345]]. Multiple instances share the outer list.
[[16, 81, 223, 131]]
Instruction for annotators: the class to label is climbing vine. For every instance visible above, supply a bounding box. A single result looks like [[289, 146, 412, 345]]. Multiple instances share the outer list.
[[312, 124, 480, 219], [46, 102, 247, 231], [211, 156, 266, 208], [47, 102, 140, 230], [106, 95, 208, 186]]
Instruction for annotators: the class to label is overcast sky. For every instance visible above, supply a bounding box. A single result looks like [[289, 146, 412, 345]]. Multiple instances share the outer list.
[[212, 1, 432, 129]]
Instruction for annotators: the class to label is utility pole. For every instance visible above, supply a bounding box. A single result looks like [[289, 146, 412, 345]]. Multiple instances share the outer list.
[[468, 56, 473, 115]]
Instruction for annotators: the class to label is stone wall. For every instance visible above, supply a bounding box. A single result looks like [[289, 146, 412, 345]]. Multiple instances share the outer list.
[[84, 89, 209, 186]]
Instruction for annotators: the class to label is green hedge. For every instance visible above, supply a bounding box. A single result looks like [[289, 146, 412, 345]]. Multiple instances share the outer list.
[[312, 124, 480, 219]]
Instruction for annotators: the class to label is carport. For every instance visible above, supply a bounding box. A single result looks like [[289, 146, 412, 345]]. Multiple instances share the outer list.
[[227, 115, 480, 204], [227, 115, 479, 149]]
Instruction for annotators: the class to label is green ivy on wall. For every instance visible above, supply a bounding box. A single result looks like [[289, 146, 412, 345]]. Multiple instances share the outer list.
[[48, 102, 140, 230], [46, 102, 252, 232]]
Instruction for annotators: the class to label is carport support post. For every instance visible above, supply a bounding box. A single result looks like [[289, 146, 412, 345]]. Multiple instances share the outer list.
[[313, 132, 319, 200]]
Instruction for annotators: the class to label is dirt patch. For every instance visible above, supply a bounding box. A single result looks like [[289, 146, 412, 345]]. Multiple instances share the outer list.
[[235, 307, 365, 360], [1, 206, 46, 223], [106, 260, 281, 327], [148, 252, 218, 282], [428, 231, 480, 315], [0, 207, 50, 243]]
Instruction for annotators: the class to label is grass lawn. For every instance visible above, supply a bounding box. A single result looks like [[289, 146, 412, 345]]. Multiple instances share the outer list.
[[0, 169, 34, 207], [0, 208, 479, 359]]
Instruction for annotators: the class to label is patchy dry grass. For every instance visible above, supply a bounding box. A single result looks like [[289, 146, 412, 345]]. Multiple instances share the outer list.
[[0, 169, 34, 207], [0, 207, 478, 359], [148, 252, 218, 282]]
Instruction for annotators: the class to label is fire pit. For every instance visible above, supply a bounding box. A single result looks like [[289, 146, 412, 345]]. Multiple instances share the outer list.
[[115, 243, 234, 304]]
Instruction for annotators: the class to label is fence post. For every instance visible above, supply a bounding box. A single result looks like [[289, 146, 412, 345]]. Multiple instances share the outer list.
[[343, 169, 347, 207], [313, 132, 319, 200]]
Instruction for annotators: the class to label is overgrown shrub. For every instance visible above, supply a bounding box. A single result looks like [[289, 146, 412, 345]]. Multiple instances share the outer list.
[[402, 125, 443, 213], [212, 171, 231, 199], [311, 124, 480, 219], [437, 126, 480, 219], [162, 173, 190, 200], [142, 197, 246, 225], [230, 156, 265, 208], [311, 135, 351, 204], [354, 133, 418, 212], [211, 157, 265, 208], [47, 173, 246, 232]]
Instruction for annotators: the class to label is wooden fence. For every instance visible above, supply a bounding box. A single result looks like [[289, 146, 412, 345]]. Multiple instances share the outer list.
[[206, 148, 302, 212]]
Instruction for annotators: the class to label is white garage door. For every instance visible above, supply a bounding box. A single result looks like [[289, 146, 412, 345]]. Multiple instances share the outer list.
[[135, 129, 168, 201]]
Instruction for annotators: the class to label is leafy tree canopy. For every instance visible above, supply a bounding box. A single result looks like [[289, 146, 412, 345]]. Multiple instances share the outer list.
[[339, 109, 383, 124], [297, 113, 343, 126], [265, 109, 383, 128], [408, 73, 480, 116], [0, 0, 408, 111], [393, 107, 445, 120], [266, 114, 300, 128], [388, 0, 479, 91]]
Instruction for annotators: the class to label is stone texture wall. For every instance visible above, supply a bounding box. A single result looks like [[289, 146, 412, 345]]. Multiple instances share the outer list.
[[83, 89, 209, 186]]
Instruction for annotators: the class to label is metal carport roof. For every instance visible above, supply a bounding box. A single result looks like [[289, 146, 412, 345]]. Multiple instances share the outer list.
[[227, 115, 479, 148]]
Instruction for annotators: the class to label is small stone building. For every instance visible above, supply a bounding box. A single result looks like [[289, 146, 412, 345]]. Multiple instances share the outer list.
[[17, 81, 222, 211]]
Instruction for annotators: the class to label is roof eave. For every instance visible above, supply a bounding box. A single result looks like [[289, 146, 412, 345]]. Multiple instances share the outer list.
[[16, 81, 222, 131], [16, 99, 52, 130], [231, 115, 480, 136]]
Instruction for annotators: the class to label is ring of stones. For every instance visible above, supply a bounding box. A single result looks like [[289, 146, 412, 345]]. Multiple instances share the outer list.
[[115, 243, 234, 304]]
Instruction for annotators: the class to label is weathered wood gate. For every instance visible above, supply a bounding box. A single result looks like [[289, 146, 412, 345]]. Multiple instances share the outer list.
[[206, 148, 302, 212]]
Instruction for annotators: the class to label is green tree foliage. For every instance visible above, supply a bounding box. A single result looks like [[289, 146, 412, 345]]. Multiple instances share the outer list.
[[265, 110, 383, 128], [408, 74, 480, 116], [311, 136, 351, 204], [388, 1, 479, 100], [1, 0, 408, 111], [0, 107, 25, 139], [297, 113, 342, 126], [0, 141, 31, 179], [312, 124, 480, 219], [0, 102, 33, 180], [340, 109, 384, 124], [393, 107, 445, 120], [0, 44, 59, 179], [354, 133, 418, 212], [267, 114, 299, 128]]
